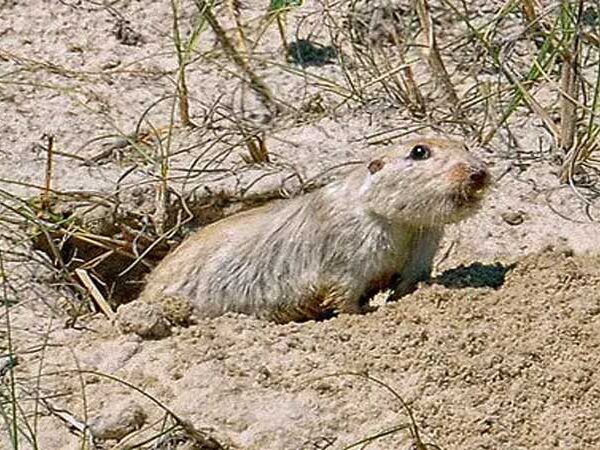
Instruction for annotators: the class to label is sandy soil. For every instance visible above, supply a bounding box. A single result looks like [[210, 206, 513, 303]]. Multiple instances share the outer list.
[[1, 0, 600, 449]]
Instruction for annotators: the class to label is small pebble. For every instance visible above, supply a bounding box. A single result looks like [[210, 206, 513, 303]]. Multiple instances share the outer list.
[[501, 210, 525, 226], [89, 397, 146, 441], [116, 301, 171, 339]]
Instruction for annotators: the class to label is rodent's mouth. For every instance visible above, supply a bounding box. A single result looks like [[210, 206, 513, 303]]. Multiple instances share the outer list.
[[450, 183, 488, 209], [451, 167, 491, 209], [452, 192, 484, 209]]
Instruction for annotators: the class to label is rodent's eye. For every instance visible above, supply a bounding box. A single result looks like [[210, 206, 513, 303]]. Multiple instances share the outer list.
[[408, 145, 431, 161]]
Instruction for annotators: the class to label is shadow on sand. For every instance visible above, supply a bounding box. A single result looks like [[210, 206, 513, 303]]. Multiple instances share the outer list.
[[433, 262, 516, 290]]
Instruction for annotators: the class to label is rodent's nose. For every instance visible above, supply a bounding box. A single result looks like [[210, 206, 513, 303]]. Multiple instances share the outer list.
[[468, 168, 489, 191]]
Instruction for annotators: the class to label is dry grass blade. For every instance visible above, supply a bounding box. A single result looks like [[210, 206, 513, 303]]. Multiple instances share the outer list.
[[508, 68, 561, 141], [151, 95, 177, 238], [224, 109, 272, 163], [521, 0, 553, 37], [521, 0, 540, 23], [310, 371, 442, 449], [228, 0, 248, 57], [274, 12, 290, 56], [403, 63, 427, 117], [481, 52, 560, 144], [0, 251, 19, 449], [242, 132, 270, 164], [77, 370, 225, 449], [194, 0, 281, 115], [326, 1, 429, 114], [36, 397, 87, 435], [361, 61, 413, 91], [414, 0, 460, 113], [74, 268, 115, 321], [170, 0, 195, 128], [42, 134, 55, 211], [558, 0, 583, 153], [83, 126, 174, 166], [561, 127, 600, 185], [153, 174, 169, 237]]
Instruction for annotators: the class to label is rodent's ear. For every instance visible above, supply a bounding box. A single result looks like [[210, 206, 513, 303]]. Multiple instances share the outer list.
[[368, 158, 385, 174]]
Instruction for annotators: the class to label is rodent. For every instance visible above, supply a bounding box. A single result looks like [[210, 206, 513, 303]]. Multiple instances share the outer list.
[[137, 137, 491, 324]]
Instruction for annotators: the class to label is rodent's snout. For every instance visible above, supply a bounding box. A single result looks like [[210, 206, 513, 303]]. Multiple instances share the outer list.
[[467, 167, 490, 192], [448, 163, 491, 210]]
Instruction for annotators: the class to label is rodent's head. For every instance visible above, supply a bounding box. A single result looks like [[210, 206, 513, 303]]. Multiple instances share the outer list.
[[356, 138, 491, 227]]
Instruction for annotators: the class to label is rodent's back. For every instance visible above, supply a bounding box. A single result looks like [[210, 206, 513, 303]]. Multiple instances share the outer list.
[[139, 202, 287, 311]]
